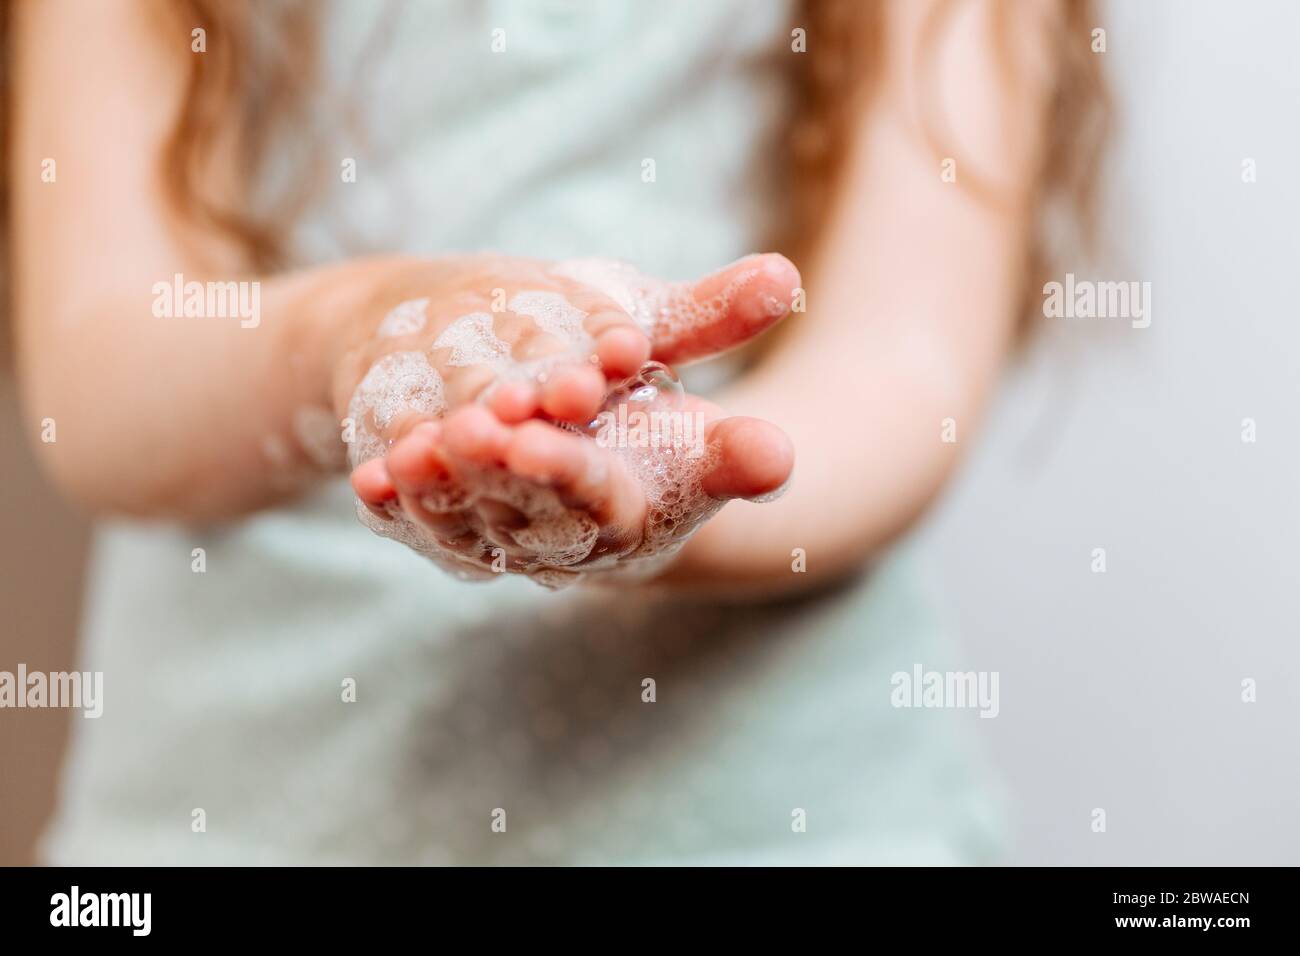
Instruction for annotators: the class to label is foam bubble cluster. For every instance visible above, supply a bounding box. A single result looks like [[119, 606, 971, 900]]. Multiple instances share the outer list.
[[347, 358, 726, 588], [432, 312, 511, 369], [344, 264, 760, 587], [375, 298, 430, 337], [508, 290, 591, 345], [460, 464, 601, 568], [346, 350, 447, 466], [550, 256, 768, 360], [355, 465, 602, 589], [595, 364, 724, 578]]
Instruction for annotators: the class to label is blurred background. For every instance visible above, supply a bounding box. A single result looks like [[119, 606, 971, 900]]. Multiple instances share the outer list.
[[3, 0, 1297, 864]]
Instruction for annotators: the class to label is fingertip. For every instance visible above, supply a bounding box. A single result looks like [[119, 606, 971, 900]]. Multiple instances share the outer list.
[[539, 365, 605, 423], [351, 456, 397, 512], [702, 417, 794, 500], [722, 253, 801, 328], [654, 253, 802, 365], [595, 325, 652, 379], [757, 252, 800, 288], [440, 364, 498, 408], [442, 405, 512, 464], [385, 421, 448, 488], [506, 419, 577, 484], [488, 380, 539, 423], [505, 421, 638, 529]]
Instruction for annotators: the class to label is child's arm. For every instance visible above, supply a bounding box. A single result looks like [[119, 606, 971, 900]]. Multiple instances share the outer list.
[[667, 0, 1060, 588], [10, 2, 784, 525], [10, 0, 369, 520]]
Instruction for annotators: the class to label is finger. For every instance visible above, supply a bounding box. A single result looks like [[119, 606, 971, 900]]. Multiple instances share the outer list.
[[538, 364, 605, 423], [593, 324, 651, 379], [438, 404, 514, 468], [439, 364, 498, 408], [487, 380, 539, 423], [652, 253, 801, 365], [350, 457, 397, 519], [384, 421, 476, 536], [699, 415, 795, 501], [505, 420, 645, 536], [386, 421, 452, 488], [582, 308, 652, 379]]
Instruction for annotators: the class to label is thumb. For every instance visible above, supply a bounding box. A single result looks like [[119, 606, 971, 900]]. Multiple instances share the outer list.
[[552, 253, 801, 367], [698, 415, 794, 501], [650, 253, 801, 366]]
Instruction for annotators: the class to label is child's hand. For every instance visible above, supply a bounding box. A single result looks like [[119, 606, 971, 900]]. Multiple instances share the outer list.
[[352, 376, 793, 587], [331, 255, 658, 452], [339, 253, 800, 586]]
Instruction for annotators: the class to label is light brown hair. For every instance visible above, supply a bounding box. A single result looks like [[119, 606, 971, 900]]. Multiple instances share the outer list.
[[787, 0, 1110, 335]]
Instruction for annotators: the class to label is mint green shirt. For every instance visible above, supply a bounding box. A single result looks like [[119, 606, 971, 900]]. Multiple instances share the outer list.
[[43, 0, 1002, 865]]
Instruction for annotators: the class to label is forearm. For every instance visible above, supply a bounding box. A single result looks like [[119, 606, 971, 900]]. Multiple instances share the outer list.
[[664, 323, 992, 590], [16, 257, 403, 521], [664, 225, 1024, 591], [659, 0, 1054, 592], [9, 0, 430, 522], [663, 160, 1023, 589]]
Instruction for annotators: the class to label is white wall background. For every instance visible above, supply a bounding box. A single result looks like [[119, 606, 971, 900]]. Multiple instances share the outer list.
[[914, 0, 1300, 864]]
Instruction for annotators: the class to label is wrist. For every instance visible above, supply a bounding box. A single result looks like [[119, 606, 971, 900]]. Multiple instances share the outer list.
[[278, 255, 434, 417]]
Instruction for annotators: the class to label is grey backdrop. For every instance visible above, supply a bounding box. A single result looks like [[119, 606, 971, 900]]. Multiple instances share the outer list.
[[913, 0, 1300, 864]]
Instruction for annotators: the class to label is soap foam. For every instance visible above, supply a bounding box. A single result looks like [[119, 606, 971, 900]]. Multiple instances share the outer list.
[[551, 256, 772, 361], [588, 361, 723, 564], [348, 353, 729, 585], [550, 259, 647, 328], [460, 464, 600, 568], [744, 473, 791, 504], [613, 430, 723, 568], [528, 567, 585, 590], [432, 312, 512, 369], [347, 277, 749, 586], [355, 500, 496, 581], [376, 298, 430, 337], [508, 290, 590, 344], [432, 302, 594, 402], [346, 350, 446, 467]]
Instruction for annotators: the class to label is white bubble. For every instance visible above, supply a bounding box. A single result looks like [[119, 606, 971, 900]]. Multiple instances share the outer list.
[[346, 350, 446, 466], [376, 297, 429, 337], [433, 312, 511, 368], [550, 256, 770, 358], [508, 290, 590, 344]]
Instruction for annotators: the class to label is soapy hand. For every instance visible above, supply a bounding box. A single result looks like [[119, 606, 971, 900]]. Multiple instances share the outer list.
[[338, 254, 799, 586]]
